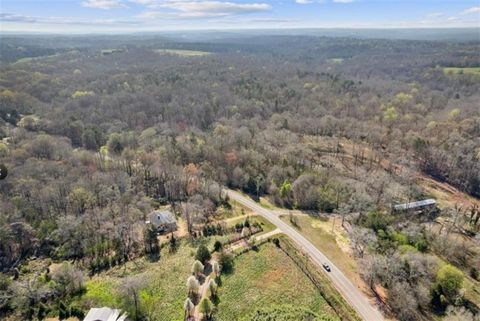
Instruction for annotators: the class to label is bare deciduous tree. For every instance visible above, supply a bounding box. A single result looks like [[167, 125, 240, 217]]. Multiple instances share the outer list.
[[118, 276, 145, 321], [349, 227, 377, 258]]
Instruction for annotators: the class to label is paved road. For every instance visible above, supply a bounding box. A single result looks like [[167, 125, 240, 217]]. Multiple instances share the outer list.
[[227, 189, 384, 321]]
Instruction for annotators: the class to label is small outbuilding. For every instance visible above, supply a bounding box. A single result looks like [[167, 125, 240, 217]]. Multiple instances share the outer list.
[[146, 210, 177, 234], [83, 307, 127, 321], [393, 199, 437, 214]]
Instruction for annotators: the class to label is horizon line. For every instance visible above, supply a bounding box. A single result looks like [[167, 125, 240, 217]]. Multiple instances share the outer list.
[[1, 26, 479, 36]]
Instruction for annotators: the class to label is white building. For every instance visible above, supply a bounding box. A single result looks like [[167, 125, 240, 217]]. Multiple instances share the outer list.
[[83, 307, 127, 321]]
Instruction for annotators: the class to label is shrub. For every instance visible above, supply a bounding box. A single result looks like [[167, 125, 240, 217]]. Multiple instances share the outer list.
[[58, 301, 68, 320], [0, 274, 11, 291], [415, 239, 428, 252], [360, 211, 393, 232], [213, 240, 223, 252], [196, 244, 211, 263], [235, 222, 244, 232], [433, 264, 464, 305], [470, 267, 479, 281], [69, 303, 85, 320], [390, 231, 408, 245], [187, 276, 200, 294], [272, 238, 280, 248], [192, 260, 204, 276], [37, 303, 48, 320], [169, 233, 177, 252], [199, 298, 214, 319], [218, 252, 234, 273]]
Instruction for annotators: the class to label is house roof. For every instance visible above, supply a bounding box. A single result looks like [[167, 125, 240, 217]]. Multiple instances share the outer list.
[[83, 307, 127, 321], [393, 199, 436, 211], [147, 210, 176, 226]]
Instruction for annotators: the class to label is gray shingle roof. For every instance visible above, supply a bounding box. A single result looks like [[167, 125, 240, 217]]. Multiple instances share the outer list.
[[147, 210, 176, 226], [394, 199, 436, 211]]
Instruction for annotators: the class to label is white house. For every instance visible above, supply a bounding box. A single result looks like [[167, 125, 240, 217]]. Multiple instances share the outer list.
[[83, 307, 127, 321]]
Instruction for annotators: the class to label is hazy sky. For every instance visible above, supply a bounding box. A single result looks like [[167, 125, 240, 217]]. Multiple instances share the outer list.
[[1, 0, 479, 33]]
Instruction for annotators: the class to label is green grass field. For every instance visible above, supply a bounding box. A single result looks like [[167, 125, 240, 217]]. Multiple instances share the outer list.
[[79, 238, 343, 321], [443, 67, 480, 76], [216, 199, 251, 220], [216, 242, 340, 321]]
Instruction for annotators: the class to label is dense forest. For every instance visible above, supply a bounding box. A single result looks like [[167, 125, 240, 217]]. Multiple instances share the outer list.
[[0, 34, 479, 321]]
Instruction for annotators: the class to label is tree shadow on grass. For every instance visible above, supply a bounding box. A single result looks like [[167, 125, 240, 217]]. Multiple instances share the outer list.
[[146, 252, 160, 262], [211, 294, 221, 306], [203, 262, 213, 277]]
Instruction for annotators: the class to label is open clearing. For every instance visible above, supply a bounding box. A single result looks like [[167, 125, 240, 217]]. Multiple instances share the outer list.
[[77, 236, 341, 321], [216, 242, 341, 321], [329, 58, 344, 64], [156, 49, 211, 57], [418, 174, 480, 209], [443, 67, 480, 76]]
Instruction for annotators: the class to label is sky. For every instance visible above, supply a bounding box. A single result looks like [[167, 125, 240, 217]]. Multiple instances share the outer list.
[[0, 0, 479, 33]]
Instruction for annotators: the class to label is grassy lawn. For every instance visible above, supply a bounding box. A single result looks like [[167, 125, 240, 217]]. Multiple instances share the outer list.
[[281, 215, 362, 289], [216, 242, 340, 321], [215, 199, 251, 220], [225, 215, 276, 234], [443, 67, 480, 76], [78, 236, 340, 321], [79, 240, 197, 321]]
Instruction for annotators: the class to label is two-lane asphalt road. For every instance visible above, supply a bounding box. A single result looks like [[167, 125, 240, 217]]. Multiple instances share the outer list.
[[227, 189, 384, 321]]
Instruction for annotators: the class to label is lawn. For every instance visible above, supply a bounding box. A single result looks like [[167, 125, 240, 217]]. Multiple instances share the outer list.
[[280, 215, 364, 290], [79, 240, 197, 321], [225, 215, 276, 235], [79, 235, 339, 321], [215, 198, 252, 220], [216, 242, 341, 321]]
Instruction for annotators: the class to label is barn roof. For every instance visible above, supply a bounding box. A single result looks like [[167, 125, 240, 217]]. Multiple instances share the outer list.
[[393, 199, 436, 211]]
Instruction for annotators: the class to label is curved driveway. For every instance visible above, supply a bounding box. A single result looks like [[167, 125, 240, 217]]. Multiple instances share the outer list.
[[227, 189, 384, 321]]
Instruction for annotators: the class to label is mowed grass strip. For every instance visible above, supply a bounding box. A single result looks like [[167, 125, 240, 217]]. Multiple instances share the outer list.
[[216, 242, 340, 321]]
